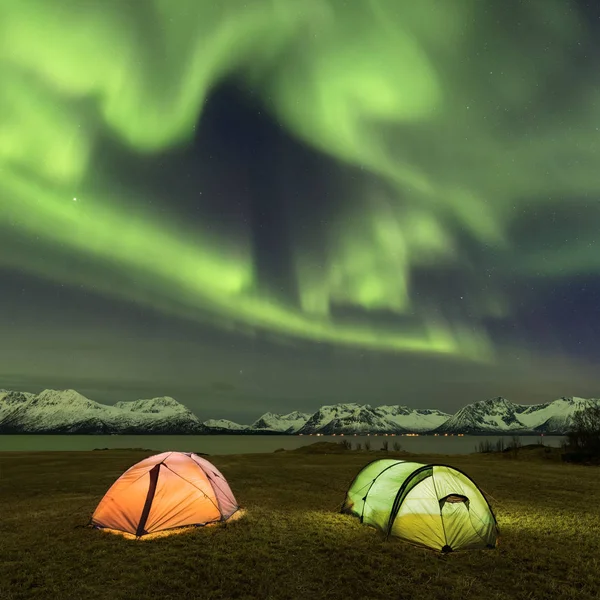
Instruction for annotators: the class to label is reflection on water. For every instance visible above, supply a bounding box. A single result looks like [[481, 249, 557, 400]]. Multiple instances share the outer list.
[[0, 434, 565, 455]]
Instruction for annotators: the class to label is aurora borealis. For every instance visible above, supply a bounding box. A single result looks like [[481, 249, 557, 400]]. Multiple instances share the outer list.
[[2, 0, 600, 420]]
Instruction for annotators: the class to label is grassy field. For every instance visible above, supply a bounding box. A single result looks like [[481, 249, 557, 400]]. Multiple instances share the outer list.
[[0, 443, 598, 600]]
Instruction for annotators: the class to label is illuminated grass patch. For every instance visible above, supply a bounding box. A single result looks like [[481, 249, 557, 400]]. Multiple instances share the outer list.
[[0, 449, 598, 599]]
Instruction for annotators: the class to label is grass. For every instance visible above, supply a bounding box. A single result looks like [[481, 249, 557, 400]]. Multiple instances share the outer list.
[[0, 444, 598, 600]]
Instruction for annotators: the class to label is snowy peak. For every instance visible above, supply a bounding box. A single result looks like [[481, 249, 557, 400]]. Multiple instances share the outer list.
[[203, 419, 248, 431], [33, 388, 102, 410], [0, 389, 35, 408], [375, 405, 450, 432], [516, 396, 600, 434], [2, 387, 599, 435], [298, 404, 377, 435], [436, 396, 600, 434], [435, 397, 524, 433], [297, 403, 449, 435], [251, 411, 311, 433], [115, 396, 190, 414], [0, 388, 204, 434], [377, 405, 413, 416]]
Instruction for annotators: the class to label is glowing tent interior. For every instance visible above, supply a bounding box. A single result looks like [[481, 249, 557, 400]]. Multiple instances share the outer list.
[[91, 451, 239, 537], [341, 459, 498, 552]]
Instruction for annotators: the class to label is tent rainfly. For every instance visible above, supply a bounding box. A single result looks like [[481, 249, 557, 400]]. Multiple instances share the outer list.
[[341, 459, 498, 552], [91, 451, 239, 537]]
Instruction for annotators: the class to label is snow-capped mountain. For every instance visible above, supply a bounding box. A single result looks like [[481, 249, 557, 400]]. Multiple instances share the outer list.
[[434, 396, 600, 434], [251, 411, 311, 433], [0, 389, 205, 434], [297, 404, 451, 435], [203, 419, 248, 433], [516, 397, 600, 434], [1, 388, 598, 435], [434, 397, 522, 434], [375, 405, 451, 433]]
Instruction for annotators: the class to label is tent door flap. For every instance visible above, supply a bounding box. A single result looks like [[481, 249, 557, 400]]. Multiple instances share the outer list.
[[439, 494, 469, 509]]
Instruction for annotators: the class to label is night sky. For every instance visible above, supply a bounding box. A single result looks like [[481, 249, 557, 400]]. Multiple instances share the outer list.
[[2, 0, 600, 423]]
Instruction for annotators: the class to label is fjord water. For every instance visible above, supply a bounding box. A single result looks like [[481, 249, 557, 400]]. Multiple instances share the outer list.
[[0, 434, 565, 454]]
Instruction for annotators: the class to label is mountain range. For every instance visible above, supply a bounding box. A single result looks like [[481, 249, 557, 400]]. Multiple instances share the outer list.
[[0, 388, 598, 435]]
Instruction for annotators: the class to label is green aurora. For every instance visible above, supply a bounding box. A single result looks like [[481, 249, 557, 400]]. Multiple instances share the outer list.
[[1, 0, 599, 363]]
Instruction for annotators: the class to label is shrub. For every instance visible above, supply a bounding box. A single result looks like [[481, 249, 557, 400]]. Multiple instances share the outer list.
[[476, 440, 494, 453], [381, 440, 389, 451], [477, 438, 514, 454], [504, 436, 521, 459], [562, 405, 600, 464], [338, 439, 352, 450], [364, 440, 371, 451], [392, 441, 402, 452]]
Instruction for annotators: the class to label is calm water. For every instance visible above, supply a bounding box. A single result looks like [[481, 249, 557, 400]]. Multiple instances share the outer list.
[[0, 434, 565, 455]]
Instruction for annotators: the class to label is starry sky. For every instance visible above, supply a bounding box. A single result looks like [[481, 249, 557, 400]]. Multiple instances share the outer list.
[[2, 0, 600, 423]]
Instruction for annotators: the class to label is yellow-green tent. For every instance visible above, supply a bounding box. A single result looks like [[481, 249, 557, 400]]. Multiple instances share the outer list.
[[341, 459, 498, 552]]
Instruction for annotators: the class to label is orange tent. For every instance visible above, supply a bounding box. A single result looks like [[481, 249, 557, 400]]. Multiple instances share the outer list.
[[91, 451, 239, 537]]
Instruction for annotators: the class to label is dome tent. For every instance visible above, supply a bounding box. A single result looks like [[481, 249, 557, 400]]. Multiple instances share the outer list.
[[341, 459, 498, 552], [91, 451, 239, 537]]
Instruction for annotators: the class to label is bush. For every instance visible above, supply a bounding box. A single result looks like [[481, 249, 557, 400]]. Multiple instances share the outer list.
[[381, 440, 389, 451], [503, 436, 521, 459], [364, 440, 371, 451], [392, 441, 402, 452], [338, 439, 352, 450], [562, 405, 600, 464], [476, 439, 495, 453], [476, 438, 507, 454]]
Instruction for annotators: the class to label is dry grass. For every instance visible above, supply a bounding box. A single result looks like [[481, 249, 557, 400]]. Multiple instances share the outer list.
[[0, 446, 598, 600]]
